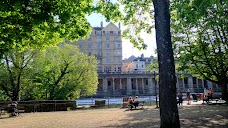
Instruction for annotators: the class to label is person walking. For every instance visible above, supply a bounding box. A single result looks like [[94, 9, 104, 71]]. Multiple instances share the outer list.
[[186, 89, 191, 105]]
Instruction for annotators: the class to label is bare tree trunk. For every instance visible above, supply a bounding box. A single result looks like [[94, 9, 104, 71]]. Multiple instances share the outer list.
[[153, 0, 180, 127], [220, 83, 228, 101]]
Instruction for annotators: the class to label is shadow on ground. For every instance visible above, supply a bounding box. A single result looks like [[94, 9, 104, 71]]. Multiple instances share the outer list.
[[105, 104, 228, 128]]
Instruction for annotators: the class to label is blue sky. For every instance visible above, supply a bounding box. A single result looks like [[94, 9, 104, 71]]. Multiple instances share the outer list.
[[86, 13, 157, 59]]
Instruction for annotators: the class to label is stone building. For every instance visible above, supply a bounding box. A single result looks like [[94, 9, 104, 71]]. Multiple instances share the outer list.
[[76, 22, 220, 97], [76, 22, 122, 73], [122, 54, 154, 73], [96, 72, 220, 97]]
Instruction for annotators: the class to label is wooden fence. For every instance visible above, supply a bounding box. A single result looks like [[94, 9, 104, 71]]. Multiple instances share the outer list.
[[0, 100, 77, 113]]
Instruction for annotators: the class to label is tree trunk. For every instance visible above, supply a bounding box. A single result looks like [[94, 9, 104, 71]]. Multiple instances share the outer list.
[[153, 0, 180, 127], [220, 83, 228, 101]]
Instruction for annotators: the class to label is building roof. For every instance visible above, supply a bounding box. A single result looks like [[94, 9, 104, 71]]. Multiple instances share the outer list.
[[93, 27, 103, 31], [133, 57, 154, 62], [122, 55, 137, 62]]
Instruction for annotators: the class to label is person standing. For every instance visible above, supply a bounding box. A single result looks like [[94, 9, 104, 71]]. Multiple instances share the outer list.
[[186, 89, 191, 105], [204, 88, 208, 98], [209, 88, 213, 100], [177, 90, 183, 107]]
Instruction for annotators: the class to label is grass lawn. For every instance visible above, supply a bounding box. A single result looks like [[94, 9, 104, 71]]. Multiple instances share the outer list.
[[0, 103, 227, 128]]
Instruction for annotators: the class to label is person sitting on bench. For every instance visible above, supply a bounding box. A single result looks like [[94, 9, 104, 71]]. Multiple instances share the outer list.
[[128, 97, 134, 110], [133, 96, 139, 109], [8, 102, 18, 116]]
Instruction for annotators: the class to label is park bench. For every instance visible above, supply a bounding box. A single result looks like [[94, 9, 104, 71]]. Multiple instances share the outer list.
[[128, 101, 144, 110], [0, 104, 25, 118]]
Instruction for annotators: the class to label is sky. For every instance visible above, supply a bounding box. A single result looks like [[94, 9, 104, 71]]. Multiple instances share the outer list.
[[86, 13, 157, 59]]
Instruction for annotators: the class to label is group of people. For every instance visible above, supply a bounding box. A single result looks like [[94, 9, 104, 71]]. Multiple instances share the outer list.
[[177, 88, 214, 106], [127, 96, 140, 110], [177, 89, 190, 106]]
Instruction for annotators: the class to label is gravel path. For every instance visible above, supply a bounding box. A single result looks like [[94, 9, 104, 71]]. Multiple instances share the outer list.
[[0, 104, 227, 128]]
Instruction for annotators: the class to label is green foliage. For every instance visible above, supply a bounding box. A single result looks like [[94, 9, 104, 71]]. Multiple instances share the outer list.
[[0, 0, 93, 57], [0, 49, 35, 101], [29, 43, 98, 100], [172, 0, 228, 100], [119, 0, 154, 50], [0, 0, 125, 58], [172, 0, 228, 84]]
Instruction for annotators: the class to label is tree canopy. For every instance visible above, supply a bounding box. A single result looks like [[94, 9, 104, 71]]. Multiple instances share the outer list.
[[172, 0, 228, 100], [30, 43, 98, 100], [0, 0, 122, 57], [0, 44, 98, 101]]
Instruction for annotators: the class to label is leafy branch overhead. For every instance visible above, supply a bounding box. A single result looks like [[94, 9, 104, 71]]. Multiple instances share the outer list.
[[172, 0, 228, 100]]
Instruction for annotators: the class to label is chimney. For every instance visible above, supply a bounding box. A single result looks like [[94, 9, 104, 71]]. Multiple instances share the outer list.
[[101, 21, 103, 28], [141, 54, 144, 58], [118, 22, 121, 29]]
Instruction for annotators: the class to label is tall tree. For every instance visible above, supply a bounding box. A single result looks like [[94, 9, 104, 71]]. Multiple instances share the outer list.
[[31, 43, 98, 100], [0, 49, 35, 101], [116, 0, 180, 127], [153, 1, 180, 127], [172, 0, 228, 100]]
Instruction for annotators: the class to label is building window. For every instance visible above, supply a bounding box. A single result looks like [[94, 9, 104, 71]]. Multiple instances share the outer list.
[[96, 31, 101, 35], [114, 36, 119, 41], [97, 44, 101, 49], [117, 43, 121, 48], [184, 77, 189, 88], [106, 43, 110, 48], [104, 66, 111, 72], [96, 36, 102, 41], [118, 67, 121, 72], [113, 31, 118, 35], [146, 79, 148, 85], [118, 58, 121, 63], [117, 51, 121, 55], [97, 66, 103, 72], [106, 36, 110, 40], [106, 58, 111, 63], [97, 51, 102, 56], [105, 31, 110, 35], [88, 44, 92, 49], [106, 50, 110, 56], [136, 64, 138, 68], [88, 51, 92, 55]]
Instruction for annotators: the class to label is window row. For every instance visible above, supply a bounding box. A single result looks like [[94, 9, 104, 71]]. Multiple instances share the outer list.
[[78, 43, 121, 49], [104, 66, 122, 72], [79, 36, 120, 42], [87, 50, 121, 56], [105, 58, 122, 63], [95, 31, 120, 35]]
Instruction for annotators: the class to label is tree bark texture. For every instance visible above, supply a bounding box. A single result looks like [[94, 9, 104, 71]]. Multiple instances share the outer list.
[[220, 83, 228, 101], [153, 0, 180, 127]]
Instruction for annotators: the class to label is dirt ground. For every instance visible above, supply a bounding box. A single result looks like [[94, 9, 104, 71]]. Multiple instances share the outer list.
[[0, 104, 227, 128]]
